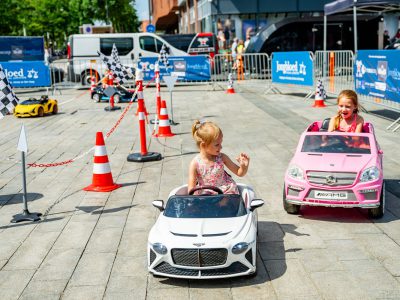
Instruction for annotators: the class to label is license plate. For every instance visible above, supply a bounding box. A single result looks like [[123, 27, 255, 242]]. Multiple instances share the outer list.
[[314, 190, 348, 200]]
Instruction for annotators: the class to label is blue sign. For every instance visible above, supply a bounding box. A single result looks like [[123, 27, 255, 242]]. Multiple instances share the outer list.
[[0, 37, 45, 62], [146, 24, 155, 33], [138, 56, 211, 81], [271, 51, 314, 86], [1, 61, 51, 87], [355, 50, 400, 103]]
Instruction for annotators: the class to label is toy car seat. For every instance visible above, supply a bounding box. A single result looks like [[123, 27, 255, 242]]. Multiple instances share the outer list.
[[320, 118, 331, 131]]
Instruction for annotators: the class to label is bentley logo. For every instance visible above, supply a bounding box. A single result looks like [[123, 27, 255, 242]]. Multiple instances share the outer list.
[[193, 242, 205, 247], [325, 175, 337, 185]]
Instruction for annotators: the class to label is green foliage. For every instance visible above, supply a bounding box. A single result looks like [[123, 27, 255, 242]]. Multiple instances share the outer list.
[[0, 0, 140, 49]]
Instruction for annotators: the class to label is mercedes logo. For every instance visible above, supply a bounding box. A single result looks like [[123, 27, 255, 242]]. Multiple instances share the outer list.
[[325, 175, 337, 185]]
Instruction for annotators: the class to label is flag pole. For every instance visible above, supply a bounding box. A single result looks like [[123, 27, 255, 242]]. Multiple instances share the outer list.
[[11, 124, 42, 223]]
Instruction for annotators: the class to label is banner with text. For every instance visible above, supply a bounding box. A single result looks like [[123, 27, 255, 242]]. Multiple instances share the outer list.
[[138, 56, 211, 81], [272, 51, 314, 86], [1, 61, 51, 87], [355, 50, 400, 103]]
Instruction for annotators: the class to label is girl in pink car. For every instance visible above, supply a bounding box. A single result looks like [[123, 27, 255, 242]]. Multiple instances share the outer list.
[[188, 120, 250, 195], [328, 90, 364, 133]]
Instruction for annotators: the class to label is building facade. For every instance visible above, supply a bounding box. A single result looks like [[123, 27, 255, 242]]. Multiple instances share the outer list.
[[152, 0, 332, 37]]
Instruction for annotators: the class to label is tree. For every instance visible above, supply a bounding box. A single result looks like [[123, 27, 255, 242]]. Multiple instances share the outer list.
[[0, 0, 140, 50]]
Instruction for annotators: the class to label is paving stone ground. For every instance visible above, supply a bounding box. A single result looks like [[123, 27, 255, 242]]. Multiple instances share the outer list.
[[1, 81, 400, 300]]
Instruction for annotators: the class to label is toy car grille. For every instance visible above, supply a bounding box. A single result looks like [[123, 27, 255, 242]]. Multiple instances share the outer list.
[[171, 248, 228, 267], [307, 171, 357, 186], [153, 262, 249, 277], [201, 262, 249, 276], [154, 262, 199, 276], [149, 249, 157, 265]]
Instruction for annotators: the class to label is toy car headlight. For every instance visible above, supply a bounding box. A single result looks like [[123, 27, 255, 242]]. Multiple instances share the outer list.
[[287, 165, 305, 181], [360, 166, 380, 182], [152, 243, 168, 255], [232, 242, 249, 254]]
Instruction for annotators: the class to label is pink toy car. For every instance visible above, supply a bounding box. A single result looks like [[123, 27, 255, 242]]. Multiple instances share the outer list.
[[283, 119, 384, 218]]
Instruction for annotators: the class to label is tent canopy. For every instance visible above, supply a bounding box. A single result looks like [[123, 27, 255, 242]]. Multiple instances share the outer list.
[[325, 0, 400, 16]]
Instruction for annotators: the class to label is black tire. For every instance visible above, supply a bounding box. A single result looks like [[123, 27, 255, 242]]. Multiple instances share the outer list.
[[368, 182, 385, 219], [283, 185, 300, 214], [113, 94, 120, 103], [52, 105, 58, 114], [37, 107, 44, 117], [93, 94, 100, 103]]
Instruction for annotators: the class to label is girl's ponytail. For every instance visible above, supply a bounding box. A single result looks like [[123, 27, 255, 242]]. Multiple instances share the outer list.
[[192, 120, 201, 137]]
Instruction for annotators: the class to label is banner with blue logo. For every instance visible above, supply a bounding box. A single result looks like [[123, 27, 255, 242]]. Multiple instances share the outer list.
[[1, 61, 51, 87], [138, 56, 210, 81], [272, 51, 314, 86], [355, 50, 400, 103]]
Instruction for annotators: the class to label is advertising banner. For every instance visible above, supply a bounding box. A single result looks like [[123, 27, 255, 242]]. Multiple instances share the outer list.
[[0, 37, 45, 62], [272, 51, 314, 86], [355, 50, 400, 103], [138, 56, 210, 81], [1, 61, 51, 87]]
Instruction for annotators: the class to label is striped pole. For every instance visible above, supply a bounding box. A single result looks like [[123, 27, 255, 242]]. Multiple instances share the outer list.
[[127, 69, 162, 162]]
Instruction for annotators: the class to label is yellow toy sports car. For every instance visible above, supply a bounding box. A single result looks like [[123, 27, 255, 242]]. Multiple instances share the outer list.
[[14, 95, 58, 117]]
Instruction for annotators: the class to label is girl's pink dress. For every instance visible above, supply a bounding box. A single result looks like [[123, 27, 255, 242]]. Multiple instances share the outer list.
[[338, 114, 358, 132], [195, 154, 239, 194]]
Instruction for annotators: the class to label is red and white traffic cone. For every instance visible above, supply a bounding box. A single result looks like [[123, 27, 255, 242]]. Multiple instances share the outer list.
[[153, 100, 175, 137], [84, 132, 121, 192], [312, 79, 327, 108], [89, 76, 96, 92], [226, 73, 235, 94], [127, 69, 162, 162]]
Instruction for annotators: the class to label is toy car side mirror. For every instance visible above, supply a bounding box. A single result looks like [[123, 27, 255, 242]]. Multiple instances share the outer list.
[[250, 199, 264, 211], [378, 149, 383, 154], [152, 200, 164, 211]]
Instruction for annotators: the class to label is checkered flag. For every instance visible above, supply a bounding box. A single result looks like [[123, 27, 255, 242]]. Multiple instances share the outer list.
[[316, 79, 326, 99], [0, 64, 19, 119], [98, 50, 133, 85], [111, 43, 121, 65], [158, 44, 169, 67]]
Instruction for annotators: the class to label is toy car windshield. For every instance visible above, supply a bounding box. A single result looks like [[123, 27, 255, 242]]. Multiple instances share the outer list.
[[301, 134, 371, 154], [164, 194, 247, 218], [22, 99, 40, 105]]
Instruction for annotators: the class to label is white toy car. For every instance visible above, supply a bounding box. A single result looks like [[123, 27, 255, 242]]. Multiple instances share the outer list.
[[148, 184, 264, 279]]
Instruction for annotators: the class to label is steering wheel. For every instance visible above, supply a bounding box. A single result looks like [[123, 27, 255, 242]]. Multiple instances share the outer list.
[[188, 185, 223, 195]]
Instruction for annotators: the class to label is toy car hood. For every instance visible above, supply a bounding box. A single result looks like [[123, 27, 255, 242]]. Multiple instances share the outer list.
[[293, 152, 375, 173], [151, 214, 250, 242]]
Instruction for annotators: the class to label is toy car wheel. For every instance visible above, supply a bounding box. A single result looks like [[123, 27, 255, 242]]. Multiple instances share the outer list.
[[283, 185, 300, 214], [368, 182, 385, 219], [93, 94, 100, 103], [37, 107, 44, 117], [52, 105, 58, 114], [113, 94, 121, 103]]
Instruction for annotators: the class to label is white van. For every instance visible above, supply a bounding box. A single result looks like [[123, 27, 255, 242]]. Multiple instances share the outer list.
[[67, 33, 187, 84]]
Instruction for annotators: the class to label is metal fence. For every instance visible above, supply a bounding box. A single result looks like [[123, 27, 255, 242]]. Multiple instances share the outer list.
[[314, 50, 354, 96], [211, 53, 270, 82]]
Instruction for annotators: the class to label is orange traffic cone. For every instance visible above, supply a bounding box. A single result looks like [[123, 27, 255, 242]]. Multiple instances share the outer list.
[[84, 132, 121, 192], [89, 76, 96, 92], [312, 79, 327, 108], [153, 100, 175, 137], [226, 73, 235, 94]]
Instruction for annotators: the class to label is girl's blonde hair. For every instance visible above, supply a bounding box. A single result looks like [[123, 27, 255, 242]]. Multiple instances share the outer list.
[[333, 90, 359, 129], [192, 120, 222, 148]]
